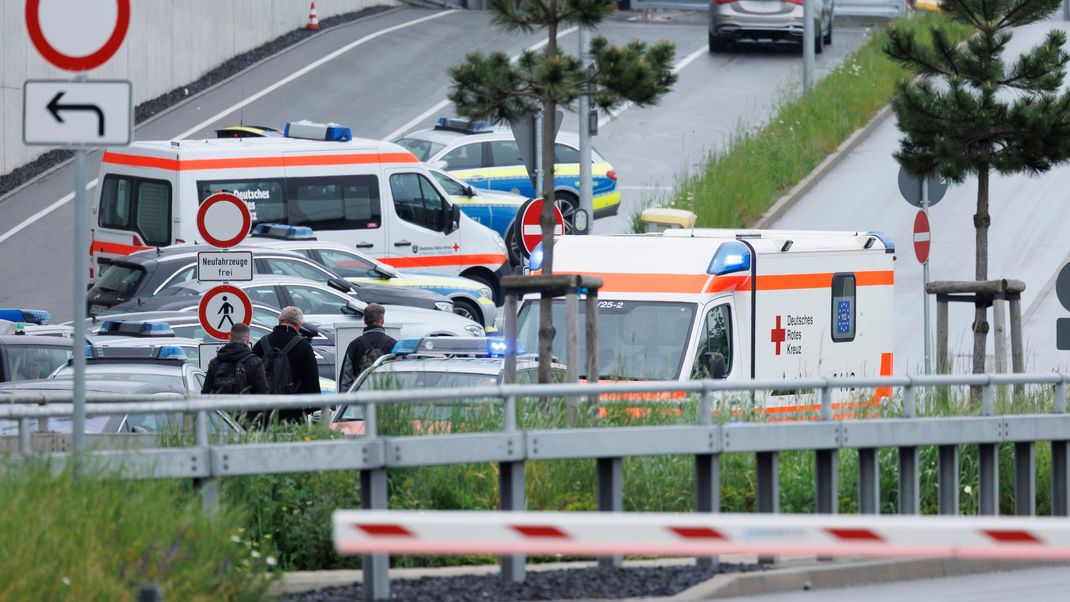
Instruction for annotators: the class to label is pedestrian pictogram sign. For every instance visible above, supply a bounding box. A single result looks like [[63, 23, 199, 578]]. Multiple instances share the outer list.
[[25, 0, 131, 72], [517, 199, 564, 258], [197, 193, 251, 248], [913, 210, 931, 264], [198, 285, 252, 341]]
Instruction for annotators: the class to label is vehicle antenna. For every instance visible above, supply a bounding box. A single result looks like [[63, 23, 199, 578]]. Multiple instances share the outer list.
[[239, 87, 245, 127]]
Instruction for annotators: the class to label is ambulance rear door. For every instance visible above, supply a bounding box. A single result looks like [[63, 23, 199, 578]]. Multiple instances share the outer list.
[[92, 157, 177, 280]]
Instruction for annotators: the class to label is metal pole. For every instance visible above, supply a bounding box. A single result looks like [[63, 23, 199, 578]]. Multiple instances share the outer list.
[[1064, 0, 1069, 22], [802, 0, 815, 93], [923, 179, 932, 375], [578, 27, 594, 232], [72, 149, 89, 468]]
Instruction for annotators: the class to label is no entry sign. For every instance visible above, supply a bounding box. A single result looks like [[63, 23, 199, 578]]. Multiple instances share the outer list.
[[913, 210, 931, 264], [518, 199, 564, 258], [197, 192, 251, 248], [198, 285, 252, 341], [25, 0, 130, 72]]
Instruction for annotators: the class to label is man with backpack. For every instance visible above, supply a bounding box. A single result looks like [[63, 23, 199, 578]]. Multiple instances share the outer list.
[[253, 306, 321, 422], [339, 303, 396, 393], [201, 323, 269, 395]]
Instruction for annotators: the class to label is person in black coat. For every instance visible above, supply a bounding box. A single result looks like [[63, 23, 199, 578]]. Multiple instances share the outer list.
[[339, 303, 397, 392], [201, 322, 269, 395], [252, 306, 320, 422]]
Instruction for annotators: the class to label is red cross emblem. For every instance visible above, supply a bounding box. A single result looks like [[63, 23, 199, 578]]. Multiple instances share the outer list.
[[452, 243, 460, 252], [771, 315, 786, 355]]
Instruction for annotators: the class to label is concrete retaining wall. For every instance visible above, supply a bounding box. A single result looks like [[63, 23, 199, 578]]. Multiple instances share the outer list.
[[0, 0, 397, 176]]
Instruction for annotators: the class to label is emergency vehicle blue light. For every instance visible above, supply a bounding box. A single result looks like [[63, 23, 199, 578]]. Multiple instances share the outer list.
[[284, 120, 352, 142], [99, 320, 175, 338], [486, 337, 525, 357], [865, 231, 896, 254], [435, 117, 492, 134], [251, 223, 317, 240], [392, 338, 421, 356], [0, 309, 51, 325], [155, 346, 187, 360], [84, 344, 95, 358], [529, 243, 544, 272], [707, 241, 751, 276]]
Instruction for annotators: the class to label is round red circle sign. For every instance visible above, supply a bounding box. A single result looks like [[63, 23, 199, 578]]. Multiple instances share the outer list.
[[913, 210, 931, 264], [197, 192, 251, 248], [199, 285, 253, 341], [25, 0, 130, 72], [518, 199, 564, 257]]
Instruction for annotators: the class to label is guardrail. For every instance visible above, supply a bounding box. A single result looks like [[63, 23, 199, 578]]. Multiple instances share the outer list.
[[3, 372, 1070, 602]]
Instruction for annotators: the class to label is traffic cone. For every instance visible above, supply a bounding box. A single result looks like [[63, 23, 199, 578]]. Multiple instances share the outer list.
[[307, 1, 320, 30]]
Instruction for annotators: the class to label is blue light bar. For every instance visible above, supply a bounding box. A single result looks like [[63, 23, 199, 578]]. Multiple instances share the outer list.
[[434, 117, 492, 134], [392, 338, 421, 355], [486, 337, 525, 357], [84, 344, 94, 358], [155, 345, 187, 360], [284, 120, 352, 142], [99, 320, 175, 338], [529, 242, 544, 272], [865, 231, 896, 254], [707, 241, 751, 276], [251, 223, 317, 240], [0, 309, 51, 325]]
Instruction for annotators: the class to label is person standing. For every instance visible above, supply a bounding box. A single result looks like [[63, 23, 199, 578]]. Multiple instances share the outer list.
[[201, 322, 269, 395], [339, 303, 396, 392], [253, 306, 320, 421]]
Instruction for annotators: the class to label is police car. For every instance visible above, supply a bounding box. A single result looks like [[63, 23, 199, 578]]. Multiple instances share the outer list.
[[0, 334, 73, 383], [393, 117, 621, 225], [0, 308, 73, 338], [52, 343, 207, 396], [245, 225, 499, 326]]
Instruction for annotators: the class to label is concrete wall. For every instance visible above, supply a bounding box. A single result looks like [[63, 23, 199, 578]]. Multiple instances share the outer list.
[[0, 0, 397, 176]]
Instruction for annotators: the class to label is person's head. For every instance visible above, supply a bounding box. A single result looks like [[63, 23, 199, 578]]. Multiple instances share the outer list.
[[364, 303, 385, 327], [278, 306, 304, 331], [229, 322, 251, 346], [20, 350, 50, 378]]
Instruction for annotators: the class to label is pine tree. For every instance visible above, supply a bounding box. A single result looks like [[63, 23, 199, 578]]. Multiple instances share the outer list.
[[884, 2, 1070, 376], [449, 0, 676, 382]]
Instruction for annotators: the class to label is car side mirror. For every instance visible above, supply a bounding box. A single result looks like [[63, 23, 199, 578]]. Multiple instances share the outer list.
[[464, 185, 476, 197], [701, 352, 727, 380], [326, 277, 351, 293], [372, 266, 397, 279], [443, 203, 461, 234], [432, 160, 449, 170], [299, 322, 320, 340]]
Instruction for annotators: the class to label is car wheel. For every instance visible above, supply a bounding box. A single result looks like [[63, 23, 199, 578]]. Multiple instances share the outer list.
[[504, 221, 524, 267], [452, 298, 483, 325], [709, 33, 727, 53], [554, 193, 578, 235], [824, 20, 833, 45], [814, 25, 824, 54]]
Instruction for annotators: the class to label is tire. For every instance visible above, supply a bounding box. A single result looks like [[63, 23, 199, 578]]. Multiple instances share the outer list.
[[504, 221, 524, 267], [824, 20, 833, 45], [452, 298, 484, 326], [814, 25, 824, 54], [708, 32, 727, 53], [554, 193, 579, 235]]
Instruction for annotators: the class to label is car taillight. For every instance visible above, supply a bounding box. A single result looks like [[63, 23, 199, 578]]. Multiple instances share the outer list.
[[607, 170, 617, 181], [785, 0, 803, 5], [716, 0, 738, 4]]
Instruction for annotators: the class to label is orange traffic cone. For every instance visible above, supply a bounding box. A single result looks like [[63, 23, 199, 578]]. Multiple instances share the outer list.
[[307, 1, 320, 30]]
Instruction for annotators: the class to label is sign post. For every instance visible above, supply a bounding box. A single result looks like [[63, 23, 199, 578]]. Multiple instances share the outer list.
[[23, 0, 132, 467], [900, 167, 947, 374]]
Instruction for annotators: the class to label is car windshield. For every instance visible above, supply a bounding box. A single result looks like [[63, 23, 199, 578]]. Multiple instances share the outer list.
[[516, 300, 696, 381], [0, 415, 112, 435], [53, 368, 185, 390], [394, 137, 445, 162], [338, 370, 497, 420], [92, 263, 145, 297], [3, 345, 72, 382]]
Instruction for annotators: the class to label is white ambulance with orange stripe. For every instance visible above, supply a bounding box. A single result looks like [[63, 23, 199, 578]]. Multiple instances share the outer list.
[[516, 229, 895, 411], [89, 122, 510, 297]]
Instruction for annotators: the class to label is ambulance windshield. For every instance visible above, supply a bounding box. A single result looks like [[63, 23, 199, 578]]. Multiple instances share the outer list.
[[516, 300, 696, 381]]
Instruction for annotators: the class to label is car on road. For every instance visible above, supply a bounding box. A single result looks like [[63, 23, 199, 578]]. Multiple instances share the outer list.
[[708, 0, 834, 53], [0, 334, 73, 383], [244, 226, 499, 326], [393, 117, 620, 224]]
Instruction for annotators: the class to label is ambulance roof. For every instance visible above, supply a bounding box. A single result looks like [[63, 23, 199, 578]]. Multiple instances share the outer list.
[[108, 136, 412, 161], [662, 228, 892, 252]]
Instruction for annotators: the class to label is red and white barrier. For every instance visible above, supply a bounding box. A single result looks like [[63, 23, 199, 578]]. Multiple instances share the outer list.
[[334, 511, 1070, 560]]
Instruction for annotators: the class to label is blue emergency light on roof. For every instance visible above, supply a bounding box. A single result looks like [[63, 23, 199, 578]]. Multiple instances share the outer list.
[[434, 117, 492, 134], [865, 231, 896, 254], [528, 242, 545, 272], [391, 338, 421, 356], [251, 223, 317, 240], [155, 346, 187, 360], [486, 337, 525, 357], [707, 241, 751, 276], [0, 309, 51, 325], [284, 120, 352, 142], [99, 320, 175, 338]]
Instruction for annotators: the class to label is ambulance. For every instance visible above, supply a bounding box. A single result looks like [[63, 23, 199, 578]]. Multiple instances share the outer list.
[[515, 229, 896, 410], [89, 122, 510, 298]]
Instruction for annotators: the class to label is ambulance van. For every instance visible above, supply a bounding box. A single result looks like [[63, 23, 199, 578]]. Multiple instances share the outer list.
[[516, 229, 895, 410], [89, 122, 510, 297]]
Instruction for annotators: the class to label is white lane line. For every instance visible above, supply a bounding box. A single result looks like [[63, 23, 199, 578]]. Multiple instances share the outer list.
[[0, 179, 98, 246], [0, 11, 455, 247], [597, 45, 707, 130], [383, 26, 579, 142], [175, 10, 457, 140]]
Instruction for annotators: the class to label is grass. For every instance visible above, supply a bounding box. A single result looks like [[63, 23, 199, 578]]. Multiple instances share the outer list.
[[668, 14, 970, 226], [0, 461, 275, 601]]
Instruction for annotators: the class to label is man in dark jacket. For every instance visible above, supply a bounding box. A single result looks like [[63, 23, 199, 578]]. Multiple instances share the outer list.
[[201, 323, 269, 395], [253, 306, 320, 421], [339, 303, 396, 392]]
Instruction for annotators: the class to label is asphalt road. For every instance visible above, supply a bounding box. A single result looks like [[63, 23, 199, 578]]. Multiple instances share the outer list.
[[773, 17, 1070, 375], [715, 565, 1070, 602], [0, 7, 872, 321]]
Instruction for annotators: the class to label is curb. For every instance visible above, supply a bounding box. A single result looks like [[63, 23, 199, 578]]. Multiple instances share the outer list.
[[750, 104, 893, 229]]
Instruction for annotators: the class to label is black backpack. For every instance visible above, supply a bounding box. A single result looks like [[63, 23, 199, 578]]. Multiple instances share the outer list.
[[212, 360, 249, 394], [264, 336, 303, 394], [359, 346, 386, 373]]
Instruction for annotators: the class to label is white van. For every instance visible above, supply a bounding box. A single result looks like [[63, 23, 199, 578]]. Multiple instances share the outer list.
[[89, 122, 510, 298]]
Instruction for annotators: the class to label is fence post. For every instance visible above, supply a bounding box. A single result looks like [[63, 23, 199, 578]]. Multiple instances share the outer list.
[[597, 456, 623, 569], [361, 401, 389, 602], [1015, 441, 1036, 516], [499, 395, 526, 583], [18, 417, 31, 456], [858, 448, 880, 515], [938, 444, 960, 515], [756, 451, 780, 514], [815, 383, 837, 514], [695, 384, 719, 571], [1053, 380, 1069, 516], [978, 380, 999, 516], [899, 380, 920, 515], [193, 410, 219, 514]]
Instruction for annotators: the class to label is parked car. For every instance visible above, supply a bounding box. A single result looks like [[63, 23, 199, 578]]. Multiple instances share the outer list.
[[0, 334, 73, 383]]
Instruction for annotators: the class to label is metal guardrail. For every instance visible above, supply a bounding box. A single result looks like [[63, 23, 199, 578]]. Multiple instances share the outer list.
[[3, 373, 1070, 602]]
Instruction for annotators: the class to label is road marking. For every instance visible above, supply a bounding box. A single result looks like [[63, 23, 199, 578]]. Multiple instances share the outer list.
[[598, 45, 707, 130], [175, 10, 457, 140], [0, 11, 455, 248], [0, 179, 98, 245], [383, 26, 579, 142]]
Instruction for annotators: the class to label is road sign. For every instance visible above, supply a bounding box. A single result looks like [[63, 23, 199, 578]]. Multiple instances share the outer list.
[[25, 0, 130, 72], [898, 167, 949, 208], [517, 198, 564, 258], [23, 80, 132, 146], [197, 192, 251, 248], [1055, 264, 1070, 351], [913, 210, 931, 264], [509, 110, 564, 188], [198, 285, 253, 341], [198, 251, 253, 282]]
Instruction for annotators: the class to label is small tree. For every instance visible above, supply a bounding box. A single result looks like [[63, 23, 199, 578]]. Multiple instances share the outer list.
[[884, 1, 1070, 376], [449, 0, 676, 382]]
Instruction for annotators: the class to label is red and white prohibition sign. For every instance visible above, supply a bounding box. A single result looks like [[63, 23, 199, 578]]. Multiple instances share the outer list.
[[198, 192, 251, 248], [25, 0, 131, 72], [913, 210, 931, 264], [198, 285, 252, 341]]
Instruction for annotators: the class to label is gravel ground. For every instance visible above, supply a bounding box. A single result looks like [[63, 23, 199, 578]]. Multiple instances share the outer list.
[[0, 4, 395, 199], [285, 563, 761, 602]]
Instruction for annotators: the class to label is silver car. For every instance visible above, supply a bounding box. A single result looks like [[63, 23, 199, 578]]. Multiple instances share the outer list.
[[709, 0, 834, 53]]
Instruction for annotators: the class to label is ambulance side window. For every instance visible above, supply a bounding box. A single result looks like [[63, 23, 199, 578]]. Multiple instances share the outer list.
[[831, 273, 856, 342], [389, 173, 447, 232], [287, 176, 381, 231], [198, 179, 285, 224], [692, 304, 732, 379]]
